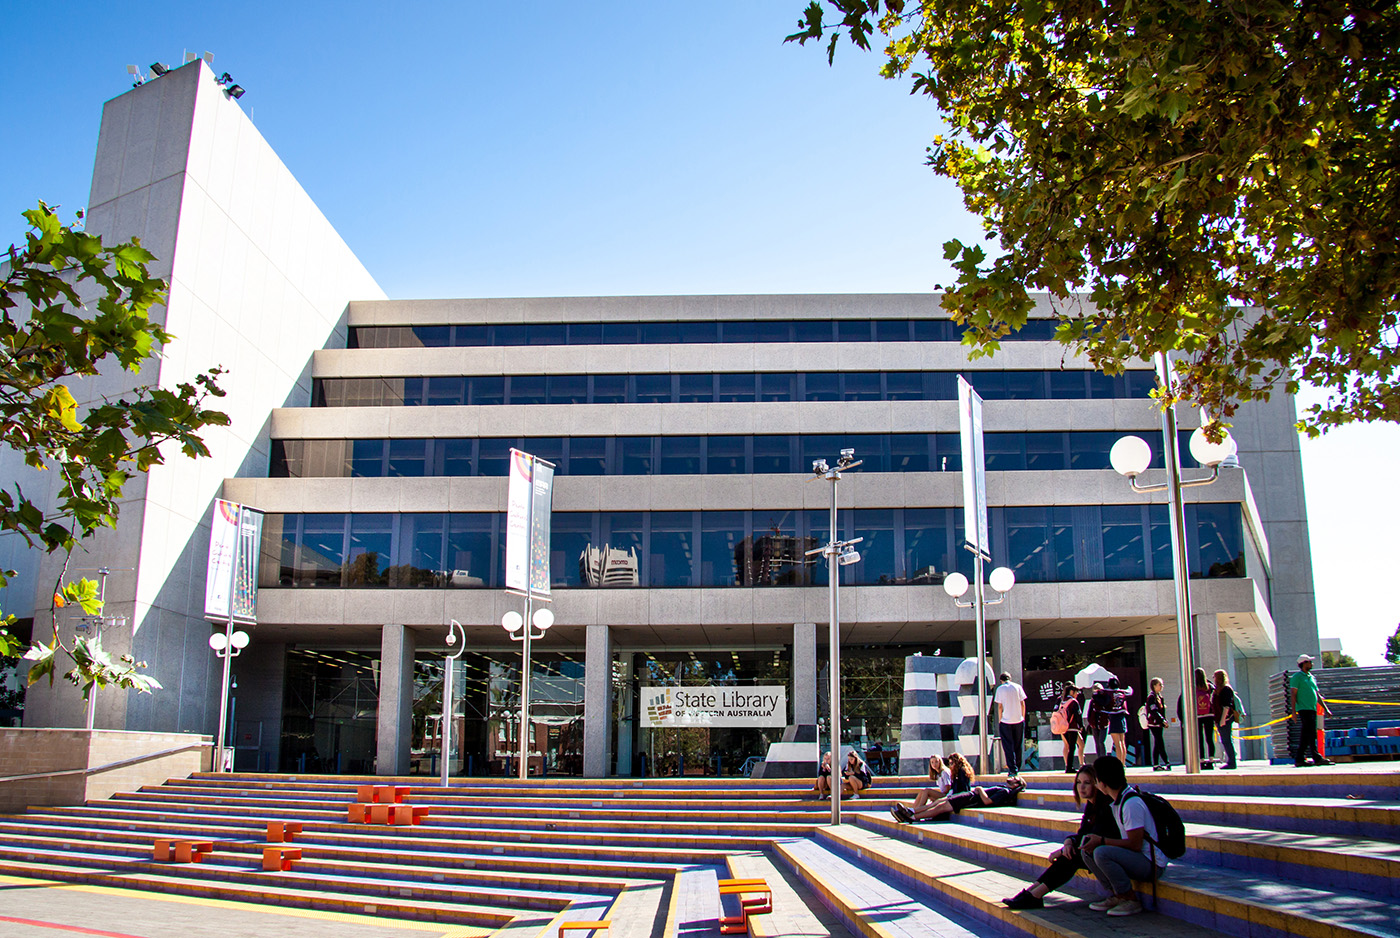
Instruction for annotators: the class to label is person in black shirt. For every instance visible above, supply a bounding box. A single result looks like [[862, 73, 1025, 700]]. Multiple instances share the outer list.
[[1003, 765, 1116, 909], [842, 750, 873, 796], [919, 776, 1026, 821], [1144, 678, 1170, 770]]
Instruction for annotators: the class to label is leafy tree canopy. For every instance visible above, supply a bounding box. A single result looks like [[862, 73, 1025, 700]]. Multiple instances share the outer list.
[[788, 0, 1399, 434], [1321, 649, 1358, 668], [1386, 623, 1400, 665], [2, 202, 228, 697]]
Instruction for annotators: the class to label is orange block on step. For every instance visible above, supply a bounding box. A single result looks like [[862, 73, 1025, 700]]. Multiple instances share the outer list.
[[262, 845, 302, 872], [347, 804, 368, 823], [267, 821, 303, 842], [369, 804, 393, 824]]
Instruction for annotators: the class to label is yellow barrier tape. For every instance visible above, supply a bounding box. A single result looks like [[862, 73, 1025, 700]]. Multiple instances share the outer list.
[[1237, 733, 1273, 740], [1235, 715, 1292, 732], [1327, 699, 1400, 707]]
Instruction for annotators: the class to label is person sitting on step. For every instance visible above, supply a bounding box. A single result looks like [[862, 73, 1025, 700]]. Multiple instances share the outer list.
[[841, 749, 873, 797], [918, 773, 1025, 822], [1080, 755, 1169, 917], [809, 751, 835, 798], [889, 754, 954, 823], [1002, 764, 1115, 909]]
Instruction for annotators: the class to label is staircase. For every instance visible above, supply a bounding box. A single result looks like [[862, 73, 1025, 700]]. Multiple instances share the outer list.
[[0, 765, 1395, 937]]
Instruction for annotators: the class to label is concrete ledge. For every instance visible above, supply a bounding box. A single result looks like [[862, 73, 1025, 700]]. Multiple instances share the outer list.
[[0, 729, 211, 812]]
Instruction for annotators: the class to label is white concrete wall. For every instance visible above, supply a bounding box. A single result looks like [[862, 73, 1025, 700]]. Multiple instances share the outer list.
[[20, 59, 382, 733]]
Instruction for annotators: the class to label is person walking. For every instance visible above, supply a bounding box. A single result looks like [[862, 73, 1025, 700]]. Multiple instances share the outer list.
[[994, 672, 1028, 776], [1002, 764, 1116, 909], [1290, 654, 1335, 767], [1080, 756, 1169, 916], [1144, 678, 1170, 770], [1211, 669, 1241, 770]]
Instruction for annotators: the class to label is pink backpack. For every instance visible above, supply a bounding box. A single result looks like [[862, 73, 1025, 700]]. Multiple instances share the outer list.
[[1049, 700, 1070, 735]]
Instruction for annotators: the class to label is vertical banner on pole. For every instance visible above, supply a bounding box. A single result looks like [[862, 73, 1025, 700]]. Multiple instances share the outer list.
[[507, 449, 554, 597], [506, 451, 534, 593], [529, 461, 554, 597], [957, 377, 989, 560], [205, 499, 264, 622]]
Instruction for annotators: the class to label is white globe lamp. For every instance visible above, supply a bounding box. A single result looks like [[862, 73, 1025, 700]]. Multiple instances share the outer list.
[[1109, 435, 1152, 478]]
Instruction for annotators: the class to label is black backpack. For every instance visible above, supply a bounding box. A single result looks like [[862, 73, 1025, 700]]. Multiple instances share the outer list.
[[1122, 786, 1186, 859]]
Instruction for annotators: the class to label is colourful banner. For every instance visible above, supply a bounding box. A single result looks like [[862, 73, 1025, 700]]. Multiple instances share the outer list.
[[506, 449, 553, 596], [205, 499, 263, 621], [958, 376, 989, 559]]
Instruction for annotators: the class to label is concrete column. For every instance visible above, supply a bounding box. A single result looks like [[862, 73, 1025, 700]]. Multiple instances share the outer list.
[[1194, 614, 1223, 678], [792, 623, 817, 725], [583, 624, 613, 778], [992, 619, 1023, 683], [614, 652, 635, 776], [1144, 632, 1185, 764], [376, 624, 416, 776]]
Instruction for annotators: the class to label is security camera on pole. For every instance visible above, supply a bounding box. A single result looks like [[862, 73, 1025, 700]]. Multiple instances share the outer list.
[[806, 447, 862, 827]]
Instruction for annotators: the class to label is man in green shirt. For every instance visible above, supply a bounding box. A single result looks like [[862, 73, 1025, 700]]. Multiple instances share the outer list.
[[1289, 654, 1334, 767]]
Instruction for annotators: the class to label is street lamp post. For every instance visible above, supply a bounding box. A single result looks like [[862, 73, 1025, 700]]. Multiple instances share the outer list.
[[503, 607, 554, 780], [943, 566, 1016, 773], [209, 625, 250, 772], [806, 448, 863, 826], [1110, 352, 1237, 775], [440, 619, 466, 787]]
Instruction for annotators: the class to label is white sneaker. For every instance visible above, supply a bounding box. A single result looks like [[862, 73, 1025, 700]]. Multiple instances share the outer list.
[[1088, 896, 1122, 911], [1107, 899, 1144, 916]]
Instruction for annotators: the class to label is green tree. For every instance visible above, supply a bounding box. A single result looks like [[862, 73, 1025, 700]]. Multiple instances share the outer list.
[[2, 202, 227, 698], [788, 1, 1400, 434], [1385, 624, 1400, 665], [1322, 650, 1358, 669]]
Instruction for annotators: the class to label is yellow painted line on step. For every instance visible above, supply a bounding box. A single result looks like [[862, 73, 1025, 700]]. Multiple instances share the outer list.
[[0, 874, 490, 938]]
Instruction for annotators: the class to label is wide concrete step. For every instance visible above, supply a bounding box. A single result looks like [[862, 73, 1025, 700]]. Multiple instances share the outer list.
[[1017, 784, 1400, 840], [848, 812, 1400, 938], [52, 799, 819, 841], [0, 854, 546, 930], [903, 802, 1400, 897], [0, 811, 740, 865], [813, 824, 1229, 938], [722, 848, 856, 937], [771, 835, 1014, 938], [115, 788, 837, 822]]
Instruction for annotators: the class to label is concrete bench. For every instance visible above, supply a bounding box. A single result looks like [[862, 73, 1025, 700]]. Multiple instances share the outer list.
[[262, 845, 302, 872], [558, 921, 610, 936], [267, 821, 303, 843], [153, 839, 214, 863]]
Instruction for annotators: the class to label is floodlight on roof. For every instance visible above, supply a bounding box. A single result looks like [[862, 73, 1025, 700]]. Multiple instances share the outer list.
[[150, 62, 169, 76], [185, 52, 198, 63], [226, 84, 245, 100], [203, 52, 215, 66]]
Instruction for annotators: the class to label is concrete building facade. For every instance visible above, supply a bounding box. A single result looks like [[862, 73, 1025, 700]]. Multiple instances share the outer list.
[[1, 62, 1319, 777]]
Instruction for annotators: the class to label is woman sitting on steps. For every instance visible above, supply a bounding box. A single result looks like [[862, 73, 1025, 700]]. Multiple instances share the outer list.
[[1002, 764, 1115, 909]]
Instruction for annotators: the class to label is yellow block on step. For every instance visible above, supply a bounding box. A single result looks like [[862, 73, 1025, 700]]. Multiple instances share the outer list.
[[558, 921, 610, 936]]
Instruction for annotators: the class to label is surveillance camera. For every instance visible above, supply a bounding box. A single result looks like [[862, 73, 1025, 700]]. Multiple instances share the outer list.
[[840, 448, 855, 459], [812, 459, 829, 474]]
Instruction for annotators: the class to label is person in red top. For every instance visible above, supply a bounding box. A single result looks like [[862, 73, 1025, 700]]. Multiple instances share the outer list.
[[1193, 667, 1216, 764]]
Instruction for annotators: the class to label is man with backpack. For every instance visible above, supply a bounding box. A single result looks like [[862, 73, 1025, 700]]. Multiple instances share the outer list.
[[1080, 755, 1177, 916]]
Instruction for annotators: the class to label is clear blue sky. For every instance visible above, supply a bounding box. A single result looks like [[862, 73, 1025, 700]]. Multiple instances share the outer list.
[[2, 2, 1395, 663]]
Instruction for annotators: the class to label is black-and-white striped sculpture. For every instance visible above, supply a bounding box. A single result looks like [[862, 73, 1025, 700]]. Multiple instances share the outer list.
[[897, 654, 995, 775]]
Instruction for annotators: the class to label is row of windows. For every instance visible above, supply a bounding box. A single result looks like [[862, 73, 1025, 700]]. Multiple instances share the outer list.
[[271, 431, 1202, 479], [313, 369, 1156, 408], [262, 505, 1245, 591], [348, 318, 1064, 349]]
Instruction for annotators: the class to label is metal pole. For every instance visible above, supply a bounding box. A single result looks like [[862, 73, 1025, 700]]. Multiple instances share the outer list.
[[214, 510, 239, 774], [440, 638, 455, 787], [84, 569, 109, 732], [973, 549, 990, 775], [828, 471, 841, 827], [518, 462, 535, 782], [1157, 352, 1201, 775]]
